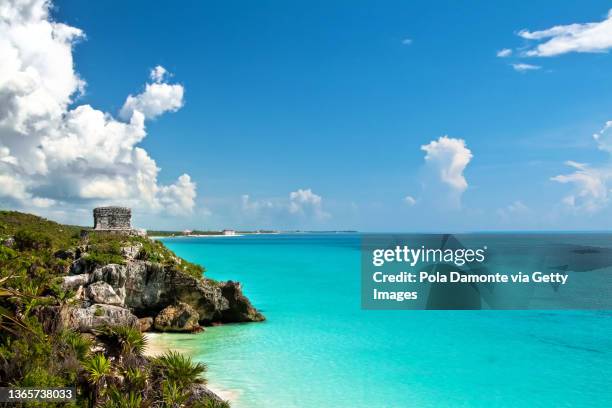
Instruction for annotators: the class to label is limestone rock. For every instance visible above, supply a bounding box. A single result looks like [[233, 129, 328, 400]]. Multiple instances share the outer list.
[[123, 261, 172, 314], [61, 273, 90, 291], [65, 255, 264, 327], [138, 317, 154, 332], [121, 242, 143, 260], [163, 271, 230, 323], [70, 257, 95, 275], [54, 248, 75, 260], [62, 304, 138, 332], [219, 281, 265, 322], [187, 384, 226, 405], [154, 302, 201, 332], [85, 281, 123, 305]]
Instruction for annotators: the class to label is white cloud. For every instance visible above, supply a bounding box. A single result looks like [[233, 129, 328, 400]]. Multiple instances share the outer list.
[[119, 75, 184, 121], [592, 121, 612, 153], [404, 195, 416, 206], [241, 194, 275, 214], [421, 136, 472, 209], [551, 120, 612, 213], [31, 197, 55, 208], [150, 65, 167, 83], [511, 63, 541, 72], [239, 189, 330, 224], [289, 188, 329, 219], [158, 174, 197, 216], [402, 38, 413, 45], [421, 136, 472, 193], [497, 48, 512, 57], [552, 161, 610, 212], [0, 0, 195, 215], [518, 9, 612, 57]]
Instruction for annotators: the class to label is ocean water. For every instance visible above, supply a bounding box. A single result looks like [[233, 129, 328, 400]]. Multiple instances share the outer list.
[[156, 234, 612, 408]]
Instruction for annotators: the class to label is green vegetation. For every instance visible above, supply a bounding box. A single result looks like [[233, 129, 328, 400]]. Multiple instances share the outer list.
[[83, 229, 205, 279], [153, 350, 207, 388], [0, 210, 82, 249], [0, 210, 225, 406]]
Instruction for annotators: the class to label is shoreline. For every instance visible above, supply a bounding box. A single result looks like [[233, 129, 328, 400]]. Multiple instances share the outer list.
[[144, 333, 239, 404], [150, 232, 281, 239]]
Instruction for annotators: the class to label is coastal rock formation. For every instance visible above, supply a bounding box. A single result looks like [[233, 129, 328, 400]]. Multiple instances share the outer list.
[[187, 384, 227, 405], [61, 242, 264, 332], [2, 209, 241, 406], [138, 317, 154, 332], [221, 280, 266, 322], [85, 281, 123, 306], [154, 302, 201, 332], [62, 304, 139, 332]]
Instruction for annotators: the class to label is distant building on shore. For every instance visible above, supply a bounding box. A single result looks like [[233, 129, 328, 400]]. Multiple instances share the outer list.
[[222, 229, 236, 236], [182, 229, 193, 236]]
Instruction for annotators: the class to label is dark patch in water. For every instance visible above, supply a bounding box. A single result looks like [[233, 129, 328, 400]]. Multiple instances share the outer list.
[[531, 335, 605, 354]]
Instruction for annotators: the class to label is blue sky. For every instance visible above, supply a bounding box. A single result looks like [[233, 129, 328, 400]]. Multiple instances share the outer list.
[[3, 1, 612, 231]]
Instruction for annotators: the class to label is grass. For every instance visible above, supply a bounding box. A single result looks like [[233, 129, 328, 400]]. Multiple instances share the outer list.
[[0, 210, 82, 250]]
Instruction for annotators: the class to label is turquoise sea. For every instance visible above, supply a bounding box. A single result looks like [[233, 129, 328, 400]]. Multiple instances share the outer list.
[[156, 234, 612, 408]]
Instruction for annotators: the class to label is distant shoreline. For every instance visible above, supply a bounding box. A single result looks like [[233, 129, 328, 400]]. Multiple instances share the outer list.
[[149, 231, 358, 239], [150, 232, 280, 239]]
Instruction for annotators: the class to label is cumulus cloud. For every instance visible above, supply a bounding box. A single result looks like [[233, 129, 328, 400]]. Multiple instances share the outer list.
[[150, 65, 168, 83], [512, 63, 541, 72], [240, 189, 330, 222], [289, 188, 329, 219], [0, 0, 195, 215], [422, 136, 472, 192], [420, 136, 472, 209], [518, 9, 612, 57], [119, 73, 184, 120], [496, 48, 512, 57]]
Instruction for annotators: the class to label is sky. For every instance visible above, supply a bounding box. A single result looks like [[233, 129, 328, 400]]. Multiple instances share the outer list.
[[2, 0, 612, 231]]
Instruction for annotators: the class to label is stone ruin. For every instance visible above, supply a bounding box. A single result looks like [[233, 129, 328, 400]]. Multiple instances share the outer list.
[[94, 207, 131, 230], [91, 207, 145, 236]]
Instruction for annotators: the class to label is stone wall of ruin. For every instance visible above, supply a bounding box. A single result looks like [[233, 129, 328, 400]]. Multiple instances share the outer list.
[[93, 207, 132, 230]]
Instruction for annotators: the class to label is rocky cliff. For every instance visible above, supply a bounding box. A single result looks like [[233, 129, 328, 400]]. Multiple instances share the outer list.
[[58, 240, 264, 333], [0, 210, 247, 407]]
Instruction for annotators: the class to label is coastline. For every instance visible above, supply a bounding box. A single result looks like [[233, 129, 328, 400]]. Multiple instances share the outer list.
[[151, 232, 281, 239], [145, 333, 239, 404], [149, 234, 245, 239]]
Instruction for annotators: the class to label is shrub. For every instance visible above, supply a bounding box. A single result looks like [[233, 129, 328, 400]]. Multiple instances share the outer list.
[[14, 229, 52, 251], [153, 350, 207, 387], [96, 325, 147, 358]]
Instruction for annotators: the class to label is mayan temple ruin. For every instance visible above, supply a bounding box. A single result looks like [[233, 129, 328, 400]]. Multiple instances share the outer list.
[[92, 206, 145, 236]]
